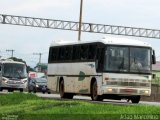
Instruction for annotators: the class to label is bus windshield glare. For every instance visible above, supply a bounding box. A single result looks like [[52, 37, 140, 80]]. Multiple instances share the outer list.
[[104, 46, 151, 73], [2, 63, 27, 79]]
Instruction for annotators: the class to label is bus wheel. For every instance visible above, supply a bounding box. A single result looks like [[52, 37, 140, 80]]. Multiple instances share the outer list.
[[8, 89, 14, 92], [67, 93, 74, 99], [91, 81, 103, 101], [131, 96, 140, 104], [59, 80, 67, 98], [20, 89, 23, 92]]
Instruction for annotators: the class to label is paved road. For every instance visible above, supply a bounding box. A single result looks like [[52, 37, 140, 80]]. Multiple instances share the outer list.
[[1, 91, 160, 106], [36, 93, 160, 106]]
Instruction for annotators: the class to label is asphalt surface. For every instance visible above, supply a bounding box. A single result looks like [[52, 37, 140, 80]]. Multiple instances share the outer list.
[[36, 93, 160, 106]]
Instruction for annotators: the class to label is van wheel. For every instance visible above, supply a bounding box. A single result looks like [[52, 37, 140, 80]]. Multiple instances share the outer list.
[[131, 96, 140, 104], [91, 81, 103, 101]]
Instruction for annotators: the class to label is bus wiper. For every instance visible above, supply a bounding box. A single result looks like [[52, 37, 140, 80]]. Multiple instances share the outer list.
[[3, 75, 12, 78]]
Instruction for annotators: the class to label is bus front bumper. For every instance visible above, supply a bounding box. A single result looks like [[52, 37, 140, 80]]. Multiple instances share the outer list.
[[101, 86, 151, 96], [1, 83, 27, 89]]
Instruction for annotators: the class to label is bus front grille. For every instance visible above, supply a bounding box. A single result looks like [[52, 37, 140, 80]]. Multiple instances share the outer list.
[[106, 81, 150, 88]]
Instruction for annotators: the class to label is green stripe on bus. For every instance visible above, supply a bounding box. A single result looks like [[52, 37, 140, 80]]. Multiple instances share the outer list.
[[78, 71, 85, 81]]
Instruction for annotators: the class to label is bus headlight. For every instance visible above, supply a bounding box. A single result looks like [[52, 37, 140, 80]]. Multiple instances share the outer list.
[[140, 90, 149, 95], [2, 78, 8, 83], [144, 90, 149, 94], [36, 84, 39, 87], [21, 80, 27, 84], [107, 88, 113, 92]]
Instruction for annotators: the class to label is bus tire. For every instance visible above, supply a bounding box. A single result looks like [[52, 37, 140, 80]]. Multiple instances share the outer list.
[[91, 81, 103, 101], [8, 89, 14, 92], [59, 80, 68, 98], [131, 96, 140, 104], [66, 93, 74, 99], [20, 89, 23, 92]]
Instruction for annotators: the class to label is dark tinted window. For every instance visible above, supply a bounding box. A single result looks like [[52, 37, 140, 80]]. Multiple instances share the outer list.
[[65, 46, 73, 60], [73, 46, 80, 60], [58, 47, 66, 60], [48, 42, 102, 62], [88, 44, 97, 60], [48, 47, 59, 62], [80, 45, 89, 60]]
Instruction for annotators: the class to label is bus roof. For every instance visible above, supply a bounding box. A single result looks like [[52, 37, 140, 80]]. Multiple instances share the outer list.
[[0, 59, 25, 65], [50, 36, 151, 47]]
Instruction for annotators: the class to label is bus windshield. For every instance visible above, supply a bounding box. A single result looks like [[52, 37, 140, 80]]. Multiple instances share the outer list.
[[2, 63, 27, 79], [104, 46, 151, 73]]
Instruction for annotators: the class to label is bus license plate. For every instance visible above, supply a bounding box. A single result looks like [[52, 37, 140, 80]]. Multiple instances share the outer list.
[[124, 89, 133, 92]]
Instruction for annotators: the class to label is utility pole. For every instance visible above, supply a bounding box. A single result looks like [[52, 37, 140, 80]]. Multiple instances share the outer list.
[[78, 0, 83, 41], [33, 53, 43, 72], [6, 49, 15, 57], [33, 53, 42, 64]]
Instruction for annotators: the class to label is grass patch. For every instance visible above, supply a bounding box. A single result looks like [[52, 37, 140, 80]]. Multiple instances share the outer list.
[[0, 93, 160, 120]]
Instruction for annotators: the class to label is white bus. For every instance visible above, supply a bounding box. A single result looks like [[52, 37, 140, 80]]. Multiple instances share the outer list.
[[0, 59, 28, 92], [47, 37, 156, 103]]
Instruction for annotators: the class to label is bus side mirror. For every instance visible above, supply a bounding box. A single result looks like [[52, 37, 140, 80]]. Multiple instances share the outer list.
[[152, 50, 156, 64]]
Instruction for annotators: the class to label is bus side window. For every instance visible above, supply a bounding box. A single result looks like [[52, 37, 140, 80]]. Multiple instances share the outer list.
[[48, 47, 53, 63], [96, 47, 104, 72], [59, 47, 66, 61], [80, 45, 88, 60], [65, 46, 73, 61], [53, 48, 59, 62], [73, 46, 80, 60], [48, 47, 59, 62], [88, 44, 97, 60]]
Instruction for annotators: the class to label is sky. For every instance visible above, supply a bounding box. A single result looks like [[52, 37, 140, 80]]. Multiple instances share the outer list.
[[0, 0, 160, 67]]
